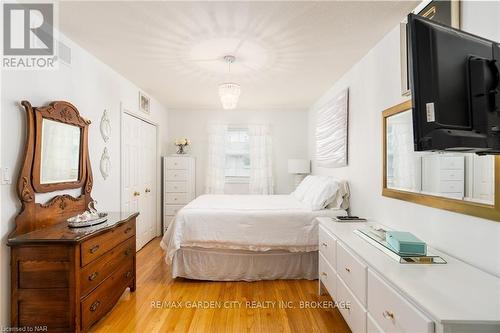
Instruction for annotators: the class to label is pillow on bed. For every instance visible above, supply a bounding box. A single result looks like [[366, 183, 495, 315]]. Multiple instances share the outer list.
[[301, 176, 341, 210], [326, 180, 350, 209], [291, 175, 315, 201]]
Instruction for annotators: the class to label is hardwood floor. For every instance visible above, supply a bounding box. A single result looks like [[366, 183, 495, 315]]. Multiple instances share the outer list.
[[90, 238, 351, 333]]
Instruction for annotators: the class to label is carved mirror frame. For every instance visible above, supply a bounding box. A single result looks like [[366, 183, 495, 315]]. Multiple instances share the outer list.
[[32, 101, 89, 192], [382, 100, 500, 222], [13, 101, 93, 236]]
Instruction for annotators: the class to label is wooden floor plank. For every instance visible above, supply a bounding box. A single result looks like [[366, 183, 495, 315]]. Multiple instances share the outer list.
[[90, 238, 351, 333]]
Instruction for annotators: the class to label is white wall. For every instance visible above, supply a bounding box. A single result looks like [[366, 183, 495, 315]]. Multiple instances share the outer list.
[[167, 109, 309, 195], [308, 1, 500, 277], [0, 33, 168, 327]]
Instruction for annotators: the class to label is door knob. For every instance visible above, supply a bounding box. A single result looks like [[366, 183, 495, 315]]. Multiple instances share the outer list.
[[133, 191, 141, 197], [145, 188, 151, 193]]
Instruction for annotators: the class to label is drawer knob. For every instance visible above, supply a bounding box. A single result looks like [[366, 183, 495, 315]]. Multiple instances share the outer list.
[[383, 310, 395, 320], [124, 227, 133, 234], [321, 272, 327, 277], [321, 242, 328, 247], [88, 272, 99, 281], [125, 248, 132, 256], [90, 300, 101, 312], [133, 191, 141, 197], [344, 267, 351, 273], [89, 245, 100, 254], [126, 271, 133, 279], [145, 188, 151, 193]]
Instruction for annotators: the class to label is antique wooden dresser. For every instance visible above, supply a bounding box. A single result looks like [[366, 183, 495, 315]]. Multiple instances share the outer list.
[[8, 101, 138, 332]]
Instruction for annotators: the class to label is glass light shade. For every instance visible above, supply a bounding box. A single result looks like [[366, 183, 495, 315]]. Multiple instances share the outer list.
[[219, 83, 241, 110]]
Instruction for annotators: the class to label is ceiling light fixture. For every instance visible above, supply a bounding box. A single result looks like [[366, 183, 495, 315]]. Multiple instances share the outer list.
[[219, 55, 241, 110]]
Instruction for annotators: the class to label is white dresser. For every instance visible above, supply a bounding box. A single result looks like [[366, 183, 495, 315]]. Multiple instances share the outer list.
[[163, 155, 196, 232], [317, 217, 500, 333]]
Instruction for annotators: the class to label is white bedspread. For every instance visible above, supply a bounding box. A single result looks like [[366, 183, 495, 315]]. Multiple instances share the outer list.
[[160, 194, 346, 262]]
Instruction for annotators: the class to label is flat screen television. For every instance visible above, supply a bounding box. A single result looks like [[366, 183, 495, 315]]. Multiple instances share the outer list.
[[408, 13, 500, 154]]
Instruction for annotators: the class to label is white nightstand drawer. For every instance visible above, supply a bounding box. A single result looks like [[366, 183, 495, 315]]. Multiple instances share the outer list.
[[166, 169, 187, 181], [164, 204, 184, 216], [319, 252, 337, 299], [165, 193, 189, 204], [337, 241, 367, 306], [166, 182, 187, 193], [338, 276, 366, 333], [368, 270, 434, 333], [319, 225, 337, 268], [166, 157, 189, 170]]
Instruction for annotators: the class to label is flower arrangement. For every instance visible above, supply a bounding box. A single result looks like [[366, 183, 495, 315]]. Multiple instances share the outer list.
[[174, 138, 190, 154]]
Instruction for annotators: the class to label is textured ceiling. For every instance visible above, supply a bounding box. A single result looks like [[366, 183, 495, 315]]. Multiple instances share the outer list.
[[60, 1, 418, 110]]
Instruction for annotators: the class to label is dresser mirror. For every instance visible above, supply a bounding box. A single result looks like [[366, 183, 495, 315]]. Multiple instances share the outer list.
[[40, 119, 81, 184], [31, 101, 90, 193], [12, 101, 93, 236], [383, 100, 500, 222]]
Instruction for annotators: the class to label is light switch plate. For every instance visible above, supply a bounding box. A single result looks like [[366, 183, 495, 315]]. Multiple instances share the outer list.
[[1, 167, 11, 185]]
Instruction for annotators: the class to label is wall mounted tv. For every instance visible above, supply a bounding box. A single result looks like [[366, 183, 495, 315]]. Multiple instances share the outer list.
[[408, 13, 500, 154]]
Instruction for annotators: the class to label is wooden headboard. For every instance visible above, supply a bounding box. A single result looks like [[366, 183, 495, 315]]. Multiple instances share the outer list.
[[12, 101, 93, 237]]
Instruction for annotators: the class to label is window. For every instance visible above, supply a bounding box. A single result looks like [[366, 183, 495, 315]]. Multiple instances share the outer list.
[[225, 128, 250, 182]]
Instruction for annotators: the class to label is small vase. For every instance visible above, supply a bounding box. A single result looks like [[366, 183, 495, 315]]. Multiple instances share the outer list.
[[176, 145, 185, 154]]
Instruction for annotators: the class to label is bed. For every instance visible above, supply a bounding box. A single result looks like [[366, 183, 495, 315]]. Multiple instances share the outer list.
[[160, 177, 349, 281]]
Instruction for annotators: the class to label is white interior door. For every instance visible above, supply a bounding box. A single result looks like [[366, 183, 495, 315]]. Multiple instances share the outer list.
[[122, 113, 157, 251]]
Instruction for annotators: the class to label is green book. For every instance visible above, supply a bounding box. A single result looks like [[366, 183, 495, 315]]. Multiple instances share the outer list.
[[386, 231, 427, 256]]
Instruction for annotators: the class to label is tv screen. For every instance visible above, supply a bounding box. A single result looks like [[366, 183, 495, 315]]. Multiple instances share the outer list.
[[408, 14, 500, 154]]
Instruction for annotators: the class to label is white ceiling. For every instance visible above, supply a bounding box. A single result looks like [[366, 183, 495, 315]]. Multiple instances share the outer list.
[[60, 1, 418, 110]]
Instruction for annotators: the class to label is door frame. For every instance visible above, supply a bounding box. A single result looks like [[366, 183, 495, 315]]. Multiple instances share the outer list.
[[120, 103, 161, 238]]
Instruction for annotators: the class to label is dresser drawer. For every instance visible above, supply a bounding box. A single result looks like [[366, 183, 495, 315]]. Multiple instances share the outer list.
[[80, 237, 135, 296], [337, 241, 367, 306], [338, 276, 366, 333], [319, 252, 337, 299], [439, 157, 464, 170], [438, 181, 463, 193], [80, 219, 135, 266], [368, 270, 434, 333], [367, 313, 385, 333], [166, 157, 189, 170], [166, 181, 187, 193], [439, 169, 464, 181], [319, 224, 337, 268], [81, 259, 134, 331], [166, 169, 187, 181], [165, 193, 189, 205], [164, 204, 184, 216]]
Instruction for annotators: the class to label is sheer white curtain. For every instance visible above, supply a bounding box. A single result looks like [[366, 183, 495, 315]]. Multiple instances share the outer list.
[[205, 123, 227, 194], [248, 124, 274, 194]]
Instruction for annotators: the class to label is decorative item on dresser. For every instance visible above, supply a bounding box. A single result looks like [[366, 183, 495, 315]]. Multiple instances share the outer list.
[[317, 217, 500, 333], [163, 155, 195, 232], [8, 101, 138, 332]]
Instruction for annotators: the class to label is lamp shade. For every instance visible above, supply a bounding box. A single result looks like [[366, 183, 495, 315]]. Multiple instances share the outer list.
[[288, 159, 310, 174]]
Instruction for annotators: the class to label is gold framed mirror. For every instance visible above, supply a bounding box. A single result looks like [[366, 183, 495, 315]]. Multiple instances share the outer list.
[[382, 100, 500, 222]]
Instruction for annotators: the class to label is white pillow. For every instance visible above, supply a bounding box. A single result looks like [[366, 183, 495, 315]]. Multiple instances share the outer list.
[[326, 180, 350, 209], [301, 176, 341, 210], [291, 175, 315, 201]]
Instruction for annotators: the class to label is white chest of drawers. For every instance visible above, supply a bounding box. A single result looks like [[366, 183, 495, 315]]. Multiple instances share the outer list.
[[163, 155, 195, 232], [317, 217, 500, 333]]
